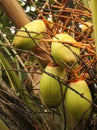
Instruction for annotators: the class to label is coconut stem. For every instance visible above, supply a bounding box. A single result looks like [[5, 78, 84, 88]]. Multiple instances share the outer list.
[[0, 0, 30, 28]]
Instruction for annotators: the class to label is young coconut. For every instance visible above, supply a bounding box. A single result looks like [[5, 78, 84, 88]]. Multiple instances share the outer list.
[[13, 20, 46, 50], [40, 65, 67, 108], [65, 79, 92, 129], [51, 33, 80, 67]]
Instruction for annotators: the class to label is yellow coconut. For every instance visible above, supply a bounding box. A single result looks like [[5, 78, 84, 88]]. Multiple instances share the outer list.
[[13, 20, 46, 50], [51, 33, 80, 67]]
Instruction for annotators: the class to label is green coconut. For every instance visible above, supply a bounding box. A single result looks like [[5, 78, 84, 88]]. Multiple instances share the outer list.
[[51, 33, 80, 67], [65, 80, 92, 124], [40, 65, 67, 108], [13, 20, 46, 50]]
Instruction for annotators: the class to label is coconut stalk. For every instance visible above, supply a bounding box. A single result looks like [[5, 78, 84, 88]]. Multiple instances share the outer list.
[[88, 0, 97, 54], [0, 0, 30, 28]]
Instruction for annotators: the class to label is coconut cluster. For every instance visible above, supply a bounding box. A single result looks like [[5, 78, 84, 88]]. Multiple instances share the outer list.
[[13, 19, 92, 126]]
